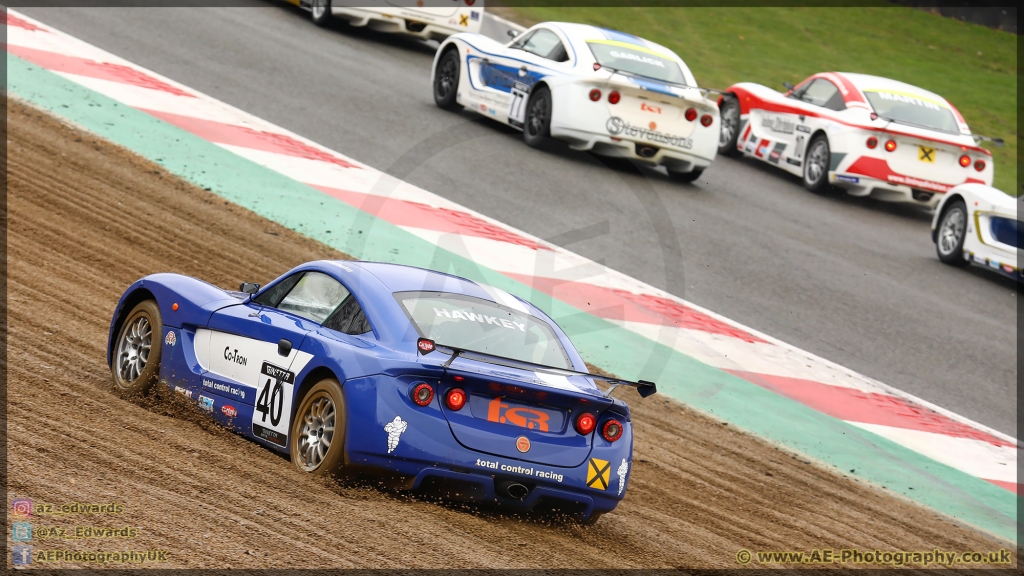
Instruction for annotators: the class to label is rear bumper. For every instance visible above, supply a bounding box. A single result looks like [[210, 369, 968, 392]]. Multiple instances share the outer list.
[[830, 172, 942, 207], [556, 127, 715, 172], [331, 7, 479, 40]]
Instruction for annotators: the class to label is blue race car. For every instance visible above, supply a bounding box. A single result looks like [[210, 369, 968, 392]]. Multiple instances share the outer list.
[[107, 260, 655, 523]]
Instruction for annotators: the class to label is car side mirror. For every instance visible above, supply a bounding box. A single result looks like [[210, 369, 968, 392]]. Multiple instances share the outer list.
[[782, 81, 795, 91], [240, 282, 260, 295], [507, 29, 519, 39]]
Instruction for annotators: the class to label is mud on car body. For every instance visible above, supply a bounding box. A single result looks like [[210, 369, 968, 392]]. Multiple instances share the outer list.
[[107, 260, 655, 523]]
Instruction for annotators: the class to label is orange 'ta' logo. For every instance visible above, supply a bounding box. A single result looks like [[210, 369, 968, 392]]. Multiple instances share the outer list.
[[487, 397, 550, 432]]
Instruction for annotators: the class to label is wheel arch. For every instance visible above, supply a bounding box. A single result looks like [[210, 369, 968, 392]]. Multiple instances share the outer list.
[[431, 40, 462, 85], [292, 365, 342, 422], [808, 129, 831, 167], [933, 192, 967, 243], [107, 287, 156, 367]]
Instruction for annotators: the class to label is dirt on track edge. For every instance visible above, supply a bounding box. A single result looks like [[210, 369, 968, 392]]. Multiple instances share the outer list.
[[5, 97, 1010, 569]]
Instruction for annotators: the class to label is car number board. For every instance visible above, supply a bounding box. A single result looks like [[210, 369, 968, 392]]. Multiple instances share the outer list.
[[507, 81, 530, 129], [251, 362, 295, 447]]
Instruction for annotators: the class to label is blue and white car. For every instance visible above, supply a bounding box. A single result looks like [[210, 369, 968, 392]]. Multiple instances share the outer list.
[[932, 184, 1022, 281], [108, 261, 655, 523], [431, 22, 720, 181]]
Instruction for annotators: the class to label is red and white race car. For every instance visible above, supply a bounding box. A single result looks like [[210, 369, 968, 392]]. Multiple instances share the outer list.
[[718, 72, 1000, 206]]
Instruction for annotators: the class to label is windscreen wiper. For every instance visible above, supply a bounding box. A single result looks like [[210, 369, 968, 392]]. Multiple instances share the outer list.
[[597, 64, 725, 99], [415, 337, 657, 398]]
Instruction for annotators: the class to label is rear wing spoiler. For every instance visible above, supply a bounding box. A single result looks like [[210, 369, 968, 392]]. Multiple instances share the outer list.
[[971, 134, 1005, 147], [416, 338, 657, 399]]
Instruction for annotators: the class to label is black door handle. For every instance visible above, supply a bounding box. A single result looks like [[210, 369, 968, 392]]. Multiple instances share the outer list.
[[278, 338, 292, 357]]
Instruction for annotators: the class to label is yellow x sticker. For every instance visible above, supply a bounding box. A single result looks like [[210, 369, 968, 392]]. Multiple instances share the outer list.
[[459, 14, 469, 26], [587, 458, 610, 490], [918, 146, 935, 163]]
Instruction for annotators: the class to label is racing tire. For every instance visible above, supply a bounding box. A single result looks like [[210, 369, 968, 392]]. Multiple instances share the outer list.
[[310, 0, 332, 27], [433, 49, 462, 111], [581, 512, 604, 526], [802, 134, 831, 193], [717, 96, 741, 156], [523, 85, 552, 148], [111, 299, 163, 394], [935, 199, 971, 267], [668, 167, 705, 183], [290, 378, 348, 476]]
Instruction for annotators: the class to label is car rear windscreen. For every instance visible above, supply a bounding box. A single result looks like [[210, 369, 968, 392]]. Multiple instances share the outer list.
[[863, 91, 960, 133], [395, 291, 572, 369], [586, 41, 686, 85]]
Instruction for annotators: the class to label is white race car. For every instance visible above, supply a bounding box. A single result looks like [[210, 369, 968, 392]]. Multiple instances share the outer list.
[[719, 73, 1000, 206], [289, 0, 483, 40], [430, 22, 720, 181], [932, 183, 1021, 281]]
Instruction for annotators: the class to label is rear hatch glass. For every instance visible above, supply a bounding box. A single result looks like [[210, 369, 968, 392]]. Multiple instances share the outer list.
[[395, 291, 573, 370], [587, 40, 686, 85], [863, 90, 960, 133]]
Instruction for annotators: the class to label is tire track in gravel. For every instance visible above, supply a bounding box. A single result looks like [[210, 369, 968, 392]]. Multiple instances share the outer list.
[[5, 98, 1008, 569]]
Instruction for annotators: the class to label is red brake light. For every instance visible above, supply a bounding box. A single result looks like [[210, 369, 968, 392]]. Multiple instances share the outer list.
[[866, 137, 878, 149], [608, 90, 621, 104], [601, 419, 623, 442], [974, 159, 986, 172], [959, 154, 971, 167], [417, 338, 435, 353], [685, 108, 697, 122], [884, 140, 897, 152], [411, 383, 434, 407], [575, 413, 597, 435], [589, 88, 601, 101], [445, 388, 467, 411], [700, 114, 713, 127], [593, 62, 601, 71]]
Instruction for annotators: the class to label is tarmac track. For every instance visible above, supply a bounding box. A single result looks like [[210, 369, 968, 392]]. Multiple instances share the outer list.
[[4, 99, 1004, 568], [14, 3, 1017, 437]]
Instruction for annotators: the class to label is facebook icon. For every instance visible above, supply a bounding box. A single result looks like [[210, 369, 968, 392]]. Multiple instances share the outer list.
[[11, 545, 33, 565]]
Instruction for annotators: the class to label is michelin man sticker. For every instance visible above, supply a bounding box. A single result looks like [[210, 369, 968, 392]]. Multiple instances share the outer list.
[[384, 416, 408, 454], [617, 458, 629, 496]]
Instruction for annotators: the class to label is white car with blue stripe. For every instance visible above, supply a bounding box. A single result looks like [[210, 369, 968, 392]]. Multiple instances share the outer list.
[[932, 183, 1022, 281], [431, 22, 720, 181]]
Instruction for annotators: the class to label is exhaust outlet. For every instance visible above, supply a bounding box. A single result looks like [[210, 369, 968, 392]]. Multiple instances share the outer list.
[[497, 481, 529, 500], [635, 144, 659, 159]]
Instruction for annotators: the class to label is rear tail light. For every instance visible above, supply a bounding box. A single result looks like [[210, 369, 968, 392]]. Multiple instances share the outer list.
[[417, 338, 435, 353], [866, 137, 878, 149], [959, 154, 971, 167], [884, 140, 897, 152], [445, 388, 467, 411], [684, 108, 697, 122], [601, 419, 623, 442], [700, 114, 713, 127], [411, 383, 434, 406], [974, 159, 986, 172], [589, 88, 601, 102], [608, 90, 621, 104], [575, 412, 597, 435]]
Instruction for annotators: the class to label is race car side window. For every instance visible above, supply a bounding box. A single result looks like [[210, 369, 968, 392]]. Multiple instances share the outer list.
[[276, 272, 350, 324], [253, 272, 303, 307], [519, 29, 569, 62], [798, 79, 844, 111], [322, 294, 373, 336]]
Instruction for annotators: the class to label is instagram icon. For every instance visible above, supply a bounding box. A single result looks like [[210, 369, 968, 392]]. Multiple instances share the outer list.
[[11, 498, 33, 518]]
